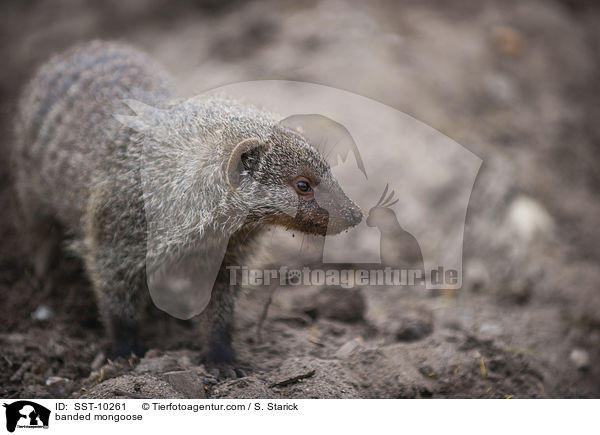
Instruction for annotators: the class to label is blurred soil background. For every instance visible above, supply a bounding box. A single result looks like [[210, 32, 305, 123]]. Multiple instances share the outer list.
[[1, 0, 599, 398]]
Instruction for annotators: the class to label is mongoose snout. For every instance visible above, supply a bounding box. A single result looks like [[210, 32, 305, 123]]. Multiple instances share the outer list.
[[13, 41, 362, 371], [295, 180, 363, 235]]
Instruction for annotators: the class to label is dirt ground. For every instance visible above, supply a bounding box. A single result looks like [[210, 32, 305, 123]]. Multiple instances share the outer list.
[[1, 0, 599, 399]]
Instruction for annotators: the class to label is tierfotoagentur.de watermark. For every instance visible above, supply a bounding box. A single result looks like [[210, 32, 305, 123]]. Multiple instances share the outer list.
[[226, 266, 459, 288]]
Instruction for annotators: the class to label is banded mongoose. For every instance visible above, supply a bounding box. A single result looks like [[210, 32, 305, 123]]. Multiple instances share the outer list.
[[13, 41, 362, 368]]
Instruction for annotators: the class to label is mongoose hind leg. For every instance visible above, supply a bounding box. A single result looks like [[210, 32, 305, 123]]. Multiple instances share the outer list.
[[14, 182, 62, 289], [29, 219, 62, 293], [31, 222, 63, 301]]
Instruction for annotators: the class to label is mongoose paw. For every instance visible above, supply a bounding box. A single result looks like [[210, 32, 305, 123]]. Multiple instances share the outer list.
[[204, 325, 249, 378], [206, 363, 250, 379], [111, 317, 147, 358], [113, 340, 147, 359]]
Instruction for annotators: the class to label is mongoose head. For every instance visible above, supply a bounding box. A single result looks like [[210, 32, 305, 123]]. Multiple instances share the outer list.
[[226, 124, 363, 236]]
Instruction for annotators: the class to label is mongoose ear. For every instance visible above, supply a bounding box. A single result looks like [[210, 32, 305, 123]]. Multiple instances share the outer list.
[[226, 138, 268, 189], [279, 114, 368, 179]]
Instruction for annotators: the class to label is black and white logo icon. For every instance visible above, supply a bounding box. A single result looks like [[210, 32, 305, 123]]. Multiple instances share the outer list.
[[3, 401, 50, 433]]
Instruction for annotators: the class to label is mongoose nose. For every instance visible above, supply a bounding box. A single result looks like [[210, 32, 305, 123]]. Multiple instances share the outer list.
[[351, 207, 363, 224]]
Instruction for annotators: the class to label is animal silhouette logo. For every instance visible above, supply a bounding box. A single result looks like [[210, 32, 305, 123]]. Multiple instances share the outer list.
[[3, 401, 50, 432], [366, 184, 424, 272]]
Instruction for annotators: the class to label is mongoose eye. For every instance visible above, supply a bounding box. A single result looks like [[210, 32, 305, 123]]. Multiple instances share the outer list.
[[296, 180, 311, 192], [293, 177, 314, 198]]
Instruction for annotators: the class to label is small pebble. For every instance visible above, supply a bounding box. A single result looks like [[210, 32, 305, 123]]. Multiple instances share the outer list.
[[31, 305, 53, 322], [164, 370, 206, 398], [144, 349, 162, 358], [334, 337, 364, 359], [46, 376, 70, 386], [394, 308, 434, 342], [569, 348, 590, 371], [177, 355, 192, 370], [478, 322, 503, 338], [45, 376, 71, 396]]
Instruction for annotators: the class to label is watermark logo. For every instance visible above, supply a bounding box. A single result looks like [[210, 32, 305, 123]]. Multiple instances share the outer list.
[[115, 81, 481, 319], [226, 266, 458, 288], [3, 401, 50, 432]]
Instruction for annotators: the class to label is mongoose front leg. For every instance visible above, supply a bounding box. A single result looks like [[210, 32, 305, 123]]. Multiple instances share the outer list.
[[109, 308, 146, 358], [86, 246, 148, 358], [198, 264, 244, 377], [84, 186, 148, 358]]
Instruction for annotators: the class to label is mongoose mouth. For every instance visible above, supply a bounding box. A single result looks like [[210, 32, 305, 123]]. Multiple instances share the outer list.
[[294, 207, 362, 236], [327, 212, 363, 235], [271, 210, 330, 236], [268, 208, 358, 237]]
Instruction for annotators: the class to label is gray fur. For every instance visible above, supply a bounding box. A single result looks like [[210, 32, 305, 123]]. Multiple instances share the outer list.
[[13, 41, 362, 364]]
